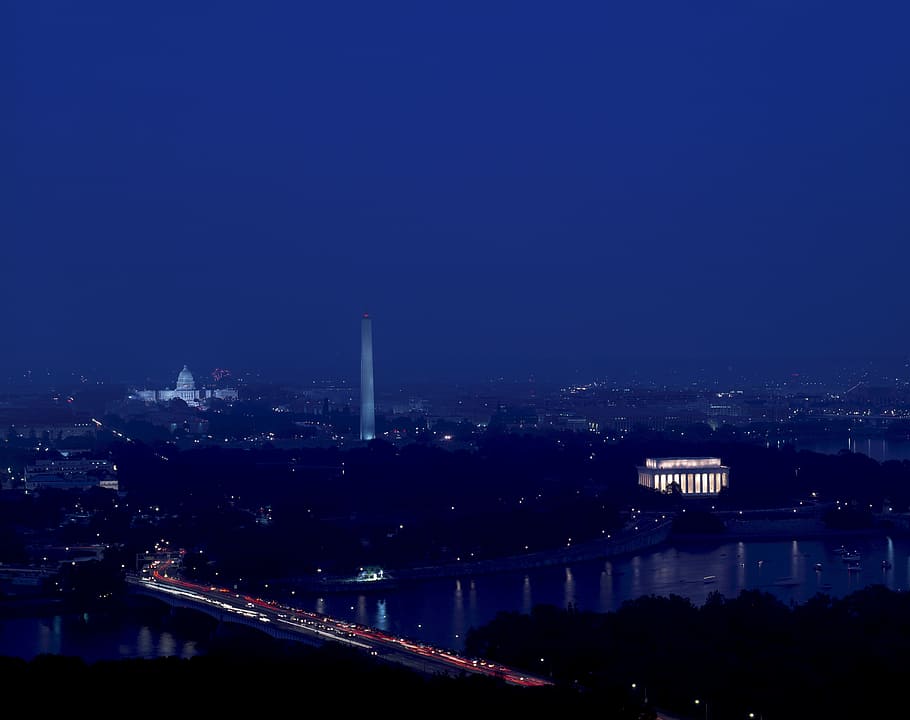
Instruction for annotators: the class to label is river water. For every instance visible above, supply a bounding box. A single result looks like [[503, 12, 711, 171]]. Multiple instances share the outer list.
[[787, 436, 910, 463], [3, 532, 908, 660]]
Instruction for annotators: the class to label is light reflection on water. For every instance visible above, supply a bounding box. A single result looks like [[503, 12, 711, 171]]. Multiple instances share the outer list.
[[452, 579, 465, 641], [564, 568, 576, 608], [521, 575, 532, 615], [136, 625, 153, 656], [354, 594, 368, 627], [158, 632, 176, 656], [0, 612, 202, 663], [599, 566, 612, 609]]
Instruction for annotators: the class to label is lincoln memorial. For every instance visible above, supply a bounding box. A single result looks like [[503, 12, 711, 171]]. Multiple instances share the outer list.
[[637, 457, 730, 496]]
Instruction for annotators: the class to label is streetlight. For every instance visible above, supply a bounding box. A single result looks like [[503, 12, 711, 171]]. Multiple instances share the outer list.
[[695, 698, 708, 720]]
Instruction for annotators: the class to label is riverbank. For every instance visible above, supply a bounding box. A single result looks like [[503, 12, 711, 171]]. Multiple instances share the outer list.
[[398, 518, 675, 581], [674, 513, 910, 543], [292, 518, 674, 592], [0, 596, 70, 617], [0, 588, 165, 619], [288, 512, 910, 593]]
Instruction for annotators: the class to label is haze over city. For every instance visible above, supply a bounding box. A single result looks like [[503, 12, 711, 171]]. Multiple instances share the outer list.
[[9, 2, 910, 386]]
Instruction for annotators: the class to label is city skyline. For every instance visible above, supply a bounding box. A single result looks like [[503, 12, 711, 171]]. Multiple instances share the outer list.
[[9, 2, 910, 385], [4, 350, 910, 392]]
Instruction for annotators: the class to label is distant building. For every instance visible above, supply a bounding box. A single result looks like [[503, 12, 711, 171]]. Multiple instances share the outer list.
[[130, 365, 238, 408], [8, 422, 96, 445], [637, 457, 730, 496], [24, 456, 119, 492], [704, 391, 743, 420]]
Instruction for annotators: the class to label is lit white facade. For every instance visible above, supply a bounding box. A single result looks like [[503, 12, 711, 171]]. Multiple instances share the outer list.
[[637, 457, 730, 496], [131, 365, 238, 408]]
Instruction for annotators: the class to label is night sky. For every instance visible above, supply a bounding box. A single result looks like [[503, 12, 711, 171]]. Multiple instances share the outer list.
[[9, 2, 910, 385]]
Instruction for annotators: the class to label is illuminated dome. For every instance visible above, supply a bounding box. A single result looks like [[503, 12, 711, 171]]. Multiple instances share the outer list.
[[175, 365, 196, 391]]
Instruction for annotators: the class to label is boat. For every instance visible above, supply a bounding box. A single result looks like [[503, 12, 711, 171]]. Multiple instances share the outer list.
[[703, 575, 717, 584], [846, 562, 862, 572], [842, 552, 861, 563], [774, 576, 799, 587], [298, 567, 400, 593], [882, 560, 892, 569], [814, 563, 823, 571]]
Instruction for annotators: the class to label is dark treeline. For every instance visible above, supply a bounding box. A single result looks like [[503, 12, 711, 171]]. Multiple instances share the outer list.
[[465, 584, 910, 720], [110, 425, 910, 520], [0, 628, 638, 718], [106, 431, 635, 581]]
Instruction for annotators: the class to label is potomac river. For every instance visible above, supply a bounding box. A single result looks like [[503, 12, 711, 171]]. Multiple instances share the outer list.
[[2, 529, 908, 661]]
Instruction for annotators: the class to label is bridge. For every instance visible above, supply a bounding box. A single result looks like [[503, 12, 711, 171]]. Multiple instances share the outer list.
[[129, 577, 325, 646], [127, 564, 553, 688]]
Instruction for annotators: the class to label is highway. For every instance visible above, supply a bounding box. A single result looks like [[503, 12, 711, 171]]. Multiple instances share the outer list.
[[128, 558, 553, 688]]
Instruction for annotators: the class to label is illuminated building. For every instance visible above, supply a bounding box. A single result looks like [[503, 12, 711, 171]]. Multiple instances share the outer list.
[[131, 365, 238, 408], [636, 457, 730, 496], [24, 457, 119, 492], [360, 313, 375, 441]]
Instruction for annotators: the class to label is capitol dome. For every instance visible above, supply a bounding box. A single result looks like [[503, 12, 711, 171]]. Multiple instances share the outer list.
[[175, 365, 196, 391]]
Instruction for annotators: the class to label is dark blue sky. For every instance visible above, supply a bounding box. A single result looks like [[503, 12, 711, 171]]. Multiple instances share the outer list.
[[9, 2, 910, 385]]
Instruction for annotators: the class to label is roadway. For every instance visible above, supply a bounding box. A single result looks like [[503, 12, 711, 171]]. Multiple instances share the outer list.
[[128, 559, 552, 688]]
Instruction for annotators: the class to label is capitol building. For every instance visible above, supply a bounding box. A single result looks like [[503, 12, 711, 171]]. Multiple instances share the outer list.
[[131, 365, 238, 408]]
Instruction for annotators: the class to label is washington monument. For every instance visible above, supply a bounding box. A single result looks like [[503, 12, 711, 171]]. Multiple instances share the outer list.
[[360, 313, 375, 441]]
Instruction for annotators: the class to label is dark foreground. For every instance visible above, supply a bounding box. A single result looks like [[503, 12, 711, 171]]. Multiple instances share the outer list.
[[5, 582, 910, 720]]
